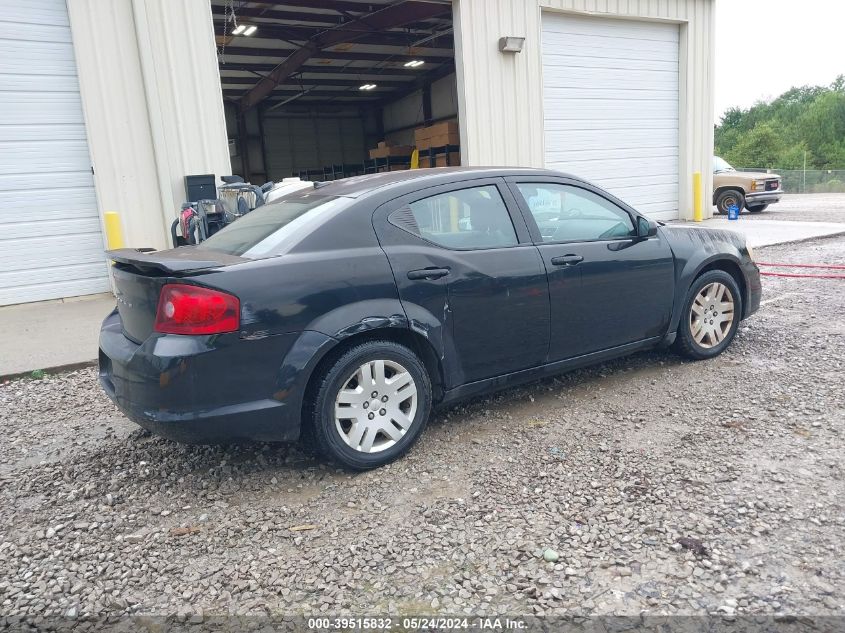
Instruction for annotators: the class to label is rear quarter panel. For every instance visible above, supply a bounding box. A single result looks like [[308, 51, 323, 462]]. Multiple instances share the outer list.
[[176, 202, 409, 431], [193, 204, 405, 340]]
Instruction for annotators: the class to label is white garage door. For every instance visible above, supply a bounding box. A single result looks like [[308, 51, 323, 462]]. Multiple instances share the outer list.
[[0, 0, 109, 306], [542, 13, 680, 220]]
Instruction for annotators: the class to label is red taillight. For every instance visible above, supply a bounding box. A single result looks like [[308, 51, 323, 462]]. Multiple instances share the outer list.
[[154, 284, 240, 335]]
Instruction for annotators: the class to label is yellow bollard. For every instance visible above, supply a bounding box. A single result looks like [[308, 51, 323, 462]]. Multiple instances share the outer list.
[[693, 172, 703, 222], [104, 211, 125, 250]]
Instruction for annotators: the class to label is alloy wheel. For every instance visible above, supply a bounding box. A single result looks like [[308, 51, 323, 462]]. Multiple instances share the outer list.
[[334, 359, 418, 453], [689, 282, 735, 349]]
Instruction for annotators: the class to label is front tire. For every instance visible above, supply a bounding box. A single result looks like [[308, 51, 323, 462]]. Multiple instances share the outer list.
[[675, 270, 743, 360], [715, 190, 745, 215], [308, 341, 432, 470]]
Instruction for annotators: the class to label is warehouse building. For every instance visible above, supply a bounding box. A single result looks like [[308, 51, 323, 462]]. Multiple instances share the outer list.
[[0, 0, 715, 306]]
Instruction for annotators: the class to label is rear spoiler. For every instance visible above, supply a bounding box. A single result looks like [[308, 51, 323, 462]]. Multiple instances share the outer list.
[[106, 248, 245, 274]]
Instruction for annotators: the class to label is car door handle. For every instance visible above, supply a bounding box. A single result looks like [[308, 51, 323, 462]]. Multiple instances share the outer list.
[[407, 267, 450, 280], [550, 255, 584, 266]]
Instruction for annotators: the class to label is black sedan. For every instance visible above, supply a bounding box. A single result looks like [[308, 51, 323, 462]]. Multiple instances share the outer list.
[[100, 168, 761, 469]]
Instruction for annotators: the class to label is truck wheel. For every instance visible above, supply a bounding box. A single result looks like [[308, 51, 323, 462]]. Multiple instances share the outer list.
[[675, 270, 743, 360], [747, 204, 768, 213], [715, 190, 745, 215], [307, 341, 432, 470]]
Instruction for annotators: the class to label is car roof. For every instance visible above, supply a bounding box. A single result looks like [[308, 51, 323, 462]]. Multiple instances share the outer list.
[[308, 167, 579, 199]]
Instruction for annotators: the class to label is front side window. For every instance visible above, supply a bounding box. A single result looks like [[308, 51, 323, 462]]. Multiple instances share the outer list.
[[515, 183, 635, 243], [400, 185, 518, 250]]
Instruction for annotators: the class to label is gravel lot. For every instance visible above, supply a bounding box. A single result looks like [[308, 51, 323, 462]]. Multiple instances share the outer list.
[[1, 235, 843, 621], [726, 193, 845, 224]]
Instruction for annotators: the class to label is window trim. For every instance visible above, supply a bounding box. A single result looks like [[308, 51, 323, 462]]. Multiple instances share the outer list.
[[383, 179, 531, 252], [506, 178, 643, 246]]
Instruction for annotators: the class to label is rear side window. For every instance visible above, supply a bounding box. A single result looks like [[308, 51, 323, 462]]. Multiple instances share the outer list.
[[515, 183, 635, 243], [197, 194, 349, 257], [397, 185, 518, 250]]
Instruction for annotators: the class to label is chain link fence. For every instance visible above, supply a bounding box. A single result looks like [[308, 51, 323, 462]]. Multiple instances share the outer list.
[[736, 168, 845, 194]]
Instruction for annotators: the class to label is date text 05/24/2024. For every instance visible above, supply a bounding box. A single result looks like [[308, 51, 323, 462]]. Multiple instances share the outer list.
[[307, 617, 527, 631]]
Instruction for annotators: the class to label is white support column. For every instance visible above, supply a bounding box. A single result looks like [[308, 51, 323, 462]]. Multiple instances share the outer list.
[[452, 0, 545, 168], [68, 0, 230, 251]]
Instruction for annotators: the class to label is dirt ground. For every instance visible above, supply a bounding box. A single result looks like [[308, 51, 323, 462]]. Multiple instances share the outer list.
[[1, 234, 843, 621]]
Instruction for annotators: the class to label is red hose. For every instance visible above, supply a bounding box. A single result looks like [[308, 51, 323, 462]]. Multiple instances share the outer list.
[[757, 262, 845, 270], [760, 272, 845, 279]]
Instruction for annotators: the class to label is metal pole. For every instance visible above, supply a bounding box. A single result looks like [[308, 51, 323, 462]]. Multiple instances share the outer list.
[[803, 151, 807, 193], [693, 172, 703, 222]]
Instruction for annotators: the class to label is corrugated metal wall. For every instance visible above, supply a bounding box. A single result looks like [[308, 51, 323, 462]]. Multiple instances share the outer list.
[[453, 0, 715, 219], [263, 112, 368, 179], [68, 0, 230, 251]]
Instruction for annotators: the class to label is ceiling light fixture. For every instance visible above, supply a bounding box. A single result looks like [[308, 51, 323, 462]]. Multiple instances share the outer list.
[[404, 60, 425, 68], [359, 83, 377, 91], [232, 24, 246, 35], [243, 25, 257, 36]]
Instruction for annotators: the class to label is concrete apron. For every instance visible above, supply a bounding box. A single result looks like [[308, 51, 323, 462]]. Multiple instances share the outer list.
[[0, 293, 115, 379], [680, 218, 845, 248]]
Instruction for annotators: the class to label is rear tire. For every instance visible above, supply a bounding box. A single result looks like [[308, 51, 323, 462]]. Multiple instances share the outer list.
[[307, 341, 432, 470], [675, 270, 743, 360], [715, 190, 745, 215], [747, 204, 768, 213]]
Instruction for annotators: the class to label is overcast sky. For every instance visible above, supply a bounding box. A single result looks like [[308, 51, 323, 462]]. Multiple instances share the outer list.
[[715, 0, 844, 123]]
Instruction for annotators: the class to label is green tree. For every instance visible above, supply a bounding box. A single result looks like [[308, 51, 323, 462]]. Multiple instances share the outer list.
[[715, 76, 845, 169], [724, 122, 785, 169], [798, 91, 845, 168]]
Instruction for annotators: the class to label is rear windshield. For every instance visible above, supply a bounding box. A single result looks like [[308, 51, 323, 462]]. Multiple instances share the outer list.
[[197, 193, 351, 257]]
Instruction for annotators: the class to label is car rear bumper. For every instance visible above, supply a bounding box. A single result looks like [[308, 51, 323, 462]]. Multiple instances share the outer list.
[[745, 190, 783, 205], [98, 309, 328, 443]]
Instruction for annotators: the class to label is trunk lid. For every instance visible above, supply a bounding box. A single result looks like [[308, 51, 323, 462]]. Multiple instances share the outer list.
[[108, 247, 246, 342]]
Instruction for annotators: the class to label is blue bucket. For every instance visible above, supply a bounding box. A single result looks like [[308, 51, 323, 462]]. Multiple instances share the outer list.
[[728, 204, 740, 221]]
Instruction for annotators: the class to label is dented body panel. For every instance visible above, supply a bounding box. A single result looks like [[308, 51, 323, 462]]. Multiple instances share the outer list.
[[659, 225, 762, 330], [99, 168, 762, 443]]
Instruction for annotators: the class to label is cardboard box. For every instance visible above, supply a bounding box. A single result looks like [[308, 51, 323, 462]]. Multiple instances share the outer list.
[[414, 120, 459, 149], [369, 144, 414, 159], [427, 132, 460, 148], [426, 120, 459, 137], [435, 152, 461, 168], [419, 152, 461, 168]]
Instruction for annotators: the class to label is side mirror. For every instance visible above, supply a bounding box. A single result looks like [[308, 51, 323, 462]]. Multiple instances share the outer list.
[[637, 216, 658, 239]]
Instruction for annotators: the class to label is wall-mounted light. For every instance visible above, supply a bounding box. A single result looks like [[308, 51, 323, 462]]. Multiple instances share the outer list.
[[498, 36, 525, 53], [404, 60, 425, 68], [359, 83, 377, 91]]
